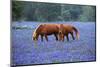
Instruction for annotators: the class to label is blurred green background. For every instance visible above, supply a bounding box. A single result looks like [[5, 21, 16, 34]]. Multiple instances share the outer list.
[[12, 1, 96, 22]]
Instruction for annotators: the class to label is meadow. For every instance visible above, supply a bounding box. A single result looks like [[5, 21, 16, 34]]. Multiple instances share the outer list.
[[11, 21, 96, 66]]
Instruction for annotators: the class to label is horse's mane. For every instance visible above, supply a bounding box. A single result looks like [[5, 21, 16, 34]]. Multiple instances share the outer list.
[[33, 24, 43, 37]]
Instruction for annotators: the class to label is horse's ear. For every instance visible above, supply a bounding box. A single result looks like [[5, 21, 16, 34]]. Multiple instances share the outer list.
[[60, 24, 63, 26], [60, 24, 64, 29]]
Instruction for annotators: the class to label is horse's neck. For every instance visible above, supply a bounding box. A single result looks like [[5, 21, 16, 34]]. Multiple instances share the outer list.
[[36, 24, 43, 33]]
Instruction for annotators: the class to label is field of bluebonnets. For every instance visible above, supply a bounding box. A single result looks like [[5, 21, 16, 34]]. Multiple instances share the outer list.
[[11, 21, 96, 65]]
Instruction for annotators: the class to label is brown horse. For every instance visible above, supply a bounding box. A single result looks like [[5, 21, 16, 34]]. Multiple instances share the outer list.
[[58, 24, 79, 41], [32, 24, 60, 41]]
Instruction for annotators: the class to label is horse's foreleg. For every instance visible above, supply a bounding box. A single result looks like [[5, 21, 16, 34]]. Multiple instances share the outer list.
[[45, 35, 48, 41], [62, 35, 64, 41], [54, 34, 58, 41], [70, 32, 75, 40], [41, 35, 43, 41], [66, 34, 69, 41]]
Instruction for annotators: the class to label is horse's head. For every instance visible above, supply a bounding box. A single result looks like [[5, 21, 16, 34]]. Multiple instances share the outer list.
[[32, 31, 38, 41], [58, 31, 64, 41], [32, 24, 43, 41], [58, 24, 64, 41]]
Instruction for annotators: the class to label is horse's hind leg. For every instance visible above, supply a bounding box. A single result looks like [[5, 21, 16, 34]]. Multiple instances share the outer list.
[[70, 32, 75, 40], [45, 35, 48, 41], [54, 34, 58, 41]]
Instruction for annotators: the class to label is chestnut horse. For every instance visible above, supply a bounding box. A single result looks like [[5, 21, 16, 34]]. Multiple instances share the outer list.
[[32, 24, 60, 41], [58, 24, 79, 41]]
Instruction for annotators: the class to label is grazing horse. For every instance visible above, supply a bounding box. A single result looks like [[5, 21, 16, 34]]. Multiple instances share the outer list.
[[58, 24, 79, 41], [32, 24, 60, 41]]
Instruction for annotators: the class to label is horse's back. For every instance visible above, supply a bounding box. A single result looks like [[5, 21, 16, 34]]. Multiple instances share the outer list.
[[60, 24, 74, 33], [37, 23, 60, 35]]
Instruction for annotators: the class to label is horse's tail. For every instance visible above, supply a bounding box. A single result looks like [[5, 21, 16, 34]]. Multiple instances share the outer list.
[[72, 26, 79, 40]]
